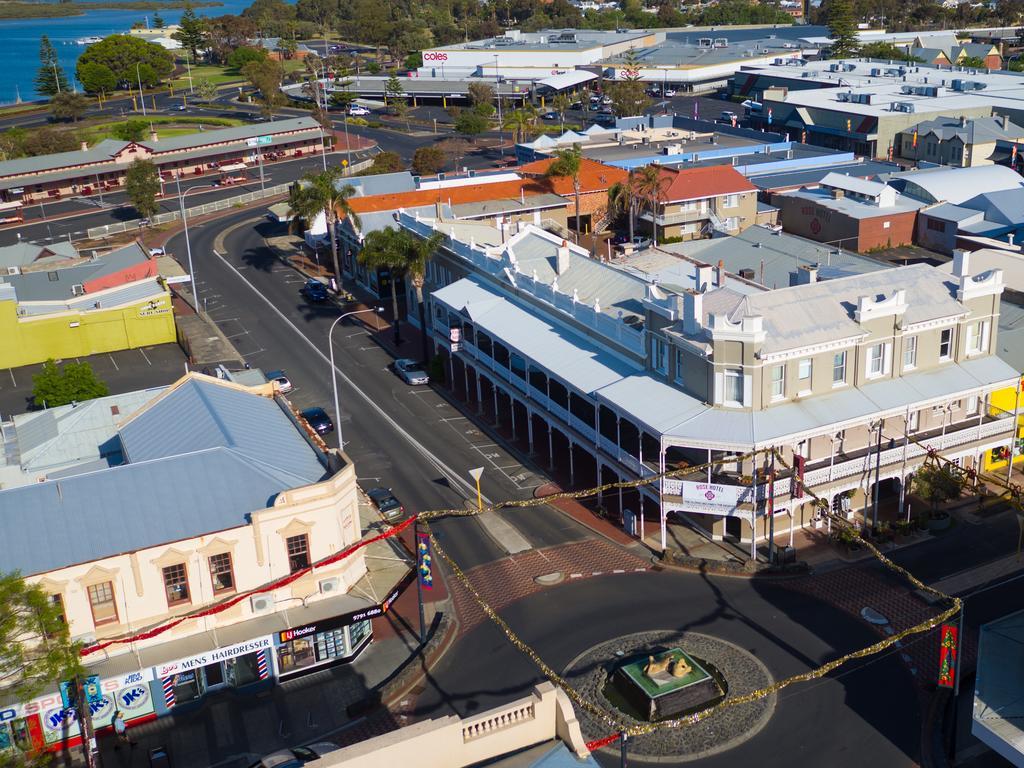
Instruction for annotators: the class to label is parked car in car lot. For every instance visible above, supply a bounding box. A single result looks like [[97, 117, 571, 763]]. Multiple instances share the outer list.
[[348, 104, 371, 116], [367, 486, 405, 521], [300, 279, 329, 302], [392, 358, 429, 385], [539, 111, 559, 120], [300, 407, 334, 436], [265, 369, 293, 394], [248, 742, 341, 768]]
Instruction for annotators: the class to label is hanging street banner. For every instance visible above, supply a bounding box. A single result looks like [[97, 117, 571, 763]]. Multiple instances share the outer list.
[[417, 532, 433, 591], [937, 623, 959, 688], [680, 481, 753, 515]]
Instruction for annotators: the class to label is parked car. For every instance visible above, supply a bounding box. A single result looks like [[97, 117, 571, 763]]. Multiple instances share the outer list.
[[367, 486, 405, 521], [611, 232, 630, 245], [631, 236, 652, 249], [720, 110, 738, 123], [265, 369, 293, 394], [290, 743, 341, 762], [393, 358, 429, 385], [569, 101, 583, 110], [248, 743, 340, 768], [300, 279, 329, 302], [540, 111, 559, 121], [248, 753, 301, 768], [663, 89, 676, 97], [148, 247, 165, 256], [300, 407, 334, 436], [348, 104, 371, 116]]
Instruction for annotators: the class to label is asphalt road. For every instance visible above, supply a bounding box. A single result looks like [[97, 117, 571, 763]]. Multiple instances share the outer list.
[[165, 206, 591, 569], [415, 568, 923, 768]]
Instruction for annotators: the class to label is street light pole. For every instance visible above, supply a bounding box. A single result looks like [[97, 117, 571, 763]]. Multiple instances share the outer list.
[[329, 307, 383, 450], [53, 62, 61, 95], [137, 62, 147, 117], [494, 55, 503, 156], [176, 179, 216, 316]]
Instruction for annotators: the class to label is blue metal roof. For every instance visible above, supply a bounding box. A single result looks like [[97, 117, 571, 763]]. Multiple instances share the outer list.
[[119, 377, 326, 487]]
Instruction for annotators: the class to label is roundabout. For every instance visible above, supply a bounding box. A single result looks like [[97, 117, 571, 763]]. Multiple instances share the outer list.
[[413, 566, 924, 767], [564, 630, 775, 761]]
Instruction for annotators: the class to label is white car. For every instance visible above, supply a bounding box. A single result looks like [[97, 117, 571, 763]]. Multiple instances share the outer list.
[[148, 247, 165, 256], [663, 89, 676, 97], [348, 105, 370, 116], [266, 369, 293, 394], [393, 358, 429, 385]]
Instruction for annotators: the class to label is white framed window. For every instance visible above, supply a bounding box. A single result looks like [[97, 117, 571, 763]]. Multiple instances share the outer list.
[[939, 328, 953, 361], [832, 350, 847, 385], [723, 194, 739, 208], [967, 394, 979, 414], [798, 358, 812, 382], [682, 200, 697, 211], [903, 335, 917, 371], [724, 217, 740, 230], [867, 343, 884, 378], [674, 349, 685, 383], [724, 368, 744, 406], [966, 320, 990, 355], [771, 364, 786, 400], [652, 337, 668, 374]]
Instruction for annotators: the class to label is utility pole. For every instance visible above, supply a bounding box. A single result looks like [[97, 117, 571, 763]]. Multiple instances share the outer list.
[[872, 420, 883, 529], [75, 676, 97, 768], [768, 448, 776, 564]]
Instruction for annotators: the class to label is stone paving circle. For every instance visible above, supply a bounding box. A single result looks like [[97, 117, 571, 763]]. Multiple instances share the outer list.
[[563, 630, 776, 762]]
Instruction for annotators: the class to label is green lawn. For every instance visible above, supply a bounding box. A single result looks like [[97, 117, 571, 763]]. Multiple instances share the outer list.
[[169, 65, 244, 90], [82, 115, 244, 144]]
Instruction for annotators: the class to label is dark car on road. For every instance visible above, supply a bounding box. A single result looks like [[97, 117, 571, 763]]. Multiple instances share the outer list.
[[367, 486, 405, 521], [300, 279, 329, 302], [300, 407, 334, 436]]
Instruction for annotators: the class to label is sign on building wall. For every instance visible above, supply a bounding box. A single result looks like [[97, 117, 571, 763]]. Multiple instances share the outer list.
[[156, 636, 274, 679], [680, 481, 753, 515]]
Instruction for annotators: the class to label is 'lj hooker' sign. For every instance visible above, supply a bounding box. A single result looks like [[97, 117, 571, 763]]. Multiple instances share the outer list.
[[680, 481, 753, 516]]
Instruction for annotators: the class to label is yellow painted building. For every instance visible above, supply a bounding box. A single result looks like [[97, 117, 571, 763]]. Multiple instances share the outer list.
[[985, 379, 1024, 472], [0, 278, 177, 368]]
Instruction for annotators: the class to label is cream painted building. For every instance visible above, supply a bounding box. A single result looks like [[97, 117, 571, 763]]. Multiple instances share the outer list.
[[0, 374, 372, 756]]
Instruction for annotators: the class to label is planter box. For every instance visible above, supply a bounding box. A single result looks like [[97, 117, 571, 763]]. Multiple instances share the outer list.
[[927, 514, 952, 532]]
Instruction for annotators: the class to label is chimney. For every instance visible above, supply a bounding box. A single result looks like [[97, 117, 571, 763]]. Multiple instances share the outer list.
[[80, 141, 88, 152], [716, 259, 726, 287], [952, 248, 970, 279], [149, 130, 158, 143], [960, 115, 967, 128], [556, 240, 571, 275], [796, 263, 819, 285], [682, 289, 703, 335], [831, 188, 845, 200], [1002, 114, 1009, 131], [435, 200, 444, 220], [694, 262, 713, 292]]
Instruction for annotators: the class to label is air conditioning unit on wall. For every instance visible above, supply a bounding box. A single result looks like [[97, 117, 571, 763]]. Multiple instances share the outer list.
[[319, 576, 342, 594], [250, 594, 273, 614]]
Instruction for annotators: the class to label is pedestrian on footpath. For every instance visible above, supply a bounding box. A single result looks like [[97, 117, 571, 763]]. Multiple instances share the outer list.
[[112, 710, 135, 749]]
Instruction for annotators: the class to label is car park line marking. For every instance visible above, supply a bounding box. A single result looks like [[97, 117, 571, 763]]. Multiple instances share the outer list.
[[7, 369, 15, 386], [211, 248, 494, 508], [107, 354, 119, 371], [138, 348, 152, 365]]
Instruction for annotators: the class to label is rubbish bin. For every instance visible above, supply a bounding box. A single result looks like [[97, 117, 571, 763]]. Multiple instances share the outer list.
[[776, 546, 796, 565]]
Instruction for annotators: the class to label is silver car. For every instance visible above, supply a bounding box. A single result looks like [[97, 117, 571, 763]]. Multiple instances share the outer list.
[[393, 358, 429, 385]]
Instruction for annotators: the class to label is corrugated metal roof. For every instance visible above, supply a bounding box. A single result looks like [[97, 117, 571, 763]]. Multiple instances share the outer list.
[[0, 241, 78, 270], [892, 165, 1024, 205], [145, 117, 319, 155], [2, 242, 149, 302], [432, 278, 637, 394], [595, 375, 704, 434], [119, 377, 326, 486], [0, 448, 302, 575], [0, 139, 127, 180], [16, 278, 165, 316]]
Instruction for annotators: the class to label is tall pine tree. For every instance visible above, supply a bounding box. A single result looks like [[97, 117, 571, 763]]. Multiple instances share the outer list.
[[36, 35, 70, 97], [826, 0, 859, 59]]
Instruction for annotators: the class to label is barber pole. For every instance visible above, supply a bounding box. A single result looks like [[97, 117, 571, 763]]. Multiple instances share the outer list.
[[161, 677, 175, 708], [256, 650, 269, 680]]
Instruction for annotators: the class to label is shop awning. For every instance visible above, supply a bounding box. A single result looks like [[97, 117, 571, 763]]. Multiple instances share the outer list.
[[537, 70, 598, 91]]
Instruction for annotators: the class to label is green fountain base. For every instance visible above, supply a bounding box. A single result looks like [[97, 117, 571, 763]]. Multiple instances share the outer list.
[[614, 648, 723, 721]]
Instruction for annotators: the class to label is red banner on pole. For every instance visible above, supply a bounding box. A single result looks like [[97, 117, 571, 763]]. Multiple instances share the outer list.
[[937, 623, 958, 688], [794, 455, 805, 499]]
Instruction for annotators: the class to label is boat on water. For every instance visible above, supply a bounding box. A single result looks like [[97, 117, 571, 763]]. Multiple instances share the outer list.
[[74, 36, 103, 45]]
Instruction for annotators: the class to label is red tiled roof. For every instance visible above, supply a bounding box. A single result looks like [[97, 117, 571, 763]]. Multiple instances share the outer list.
[[518, 156, 628, 194], [653, 165, 757, 202], [347, 178, 562, 214]]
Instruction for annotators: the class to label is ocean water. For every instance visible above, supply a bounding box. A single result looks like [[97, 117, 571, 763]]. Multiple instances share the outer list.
[[0, 0, 259, 103]]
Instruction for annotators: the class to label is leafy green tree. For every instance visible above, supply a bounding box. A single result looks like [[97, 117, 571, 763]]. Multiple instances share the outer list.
[[36, 35, 69, 97], [278, 38, 299, 59], [77, 61, 117, 97], [825, 0, 858, 58], [552, 92, 572, 130], [287, 167, 361, 284], [112, 118, 149, 141], [454, 111, 488, 137], [242, 58, 286, 117], [360, 150, 404, 174], [412, 145, 445, 175], [545, 144, 584, 242], [859, 41, 921, 61], [912, 463, 962, 511], [959, 55, 986, 68], [358, 228, 407, 344], [125, 158, 161, 219], [19, 127, 80, 157], [467, 81, 494, 109], [32, 359, 110, 408], [195, 78, 218, 101], [0, 571, 82, 705], [400, 229, 444, 362], [173, 4, 207, 59], [436, 137, 471, 170], [227, 44, 268, 71], [75, 34, 174, 87], [49, 92, 90, 122], [242, 0, 297, 36]]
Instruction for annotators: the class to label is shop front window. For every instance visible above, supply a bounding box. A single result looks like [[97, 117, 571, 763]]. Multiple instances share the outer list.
[[349, 619, 371, 649], [225, 653, 261, 687], [162, 563, 190, 606], [277, 637, 317, 673], [171, 671, 201, 705]]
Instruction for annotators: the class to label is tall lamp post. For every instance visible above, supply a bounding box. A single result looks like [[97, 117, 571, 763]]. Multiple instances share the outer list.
[[136, 62, 147, 117], [494, 55, 503, 156], [176, 178, 216, 316], [329, 307, 383, 450]]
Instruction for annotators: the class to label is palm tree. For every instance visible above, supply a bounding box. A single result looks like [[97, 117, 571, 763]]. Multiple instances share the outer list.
[[288, 167, 360, 286], [630, 164, 666, 247], [545, 144, 584, 243], [404, 231, 444, 363], [503, 108, 533, 143], [608, 178, 639, 245], [358, 227, 406, 344], [552, 92, 572, 131]]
